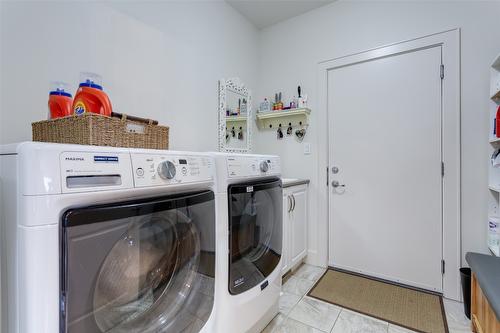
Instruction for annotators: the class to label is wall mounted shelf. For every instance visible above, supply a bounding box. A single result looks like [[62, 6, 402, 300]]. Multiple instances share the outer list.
[[489, 184, 500, 192], [256, 108, 311, 129], [226, 115, 247, 124]]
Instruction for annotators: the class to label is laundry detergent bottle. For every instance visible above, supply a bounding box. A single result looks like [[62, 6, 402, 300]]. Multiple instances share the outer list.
[[72, 72, 112, 116], [48, 82, 73, 119]]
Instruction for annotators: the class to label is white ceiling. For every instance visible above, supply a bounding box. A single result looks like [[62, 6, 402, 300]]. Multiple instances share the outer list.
[[226, 0, 335, 29]]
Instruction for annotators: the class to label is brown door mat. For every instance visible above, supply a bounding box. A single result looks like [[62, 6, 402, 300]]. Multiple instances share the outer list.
[[308, 269, 449, 333]]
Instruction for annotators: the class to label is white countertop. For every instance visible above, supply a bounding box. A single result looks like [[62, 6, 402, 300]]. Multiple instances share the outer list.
[[282, 178, 310, 188]]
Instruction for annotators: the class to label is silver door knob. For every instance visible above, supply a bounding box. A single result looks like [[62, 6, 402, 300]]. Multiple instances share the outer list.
[[332, 166, 339, 174], [331, 181, 345, 188]]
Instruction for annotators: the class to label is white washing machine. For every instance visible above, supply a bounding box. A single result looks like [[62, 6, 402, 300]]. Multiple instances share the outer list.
[[0, 142, 218, 333], [212, 153, 282, 333]]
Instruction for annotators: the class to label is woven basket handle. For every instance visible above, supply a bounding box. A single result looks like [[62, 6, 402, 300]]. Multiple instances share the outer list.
[[111, 112, 158, 125]]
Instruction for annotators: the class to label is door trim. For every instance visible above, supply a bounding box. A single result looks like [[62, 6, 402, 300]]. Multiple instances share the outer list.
[[316, 29, 461, 300]]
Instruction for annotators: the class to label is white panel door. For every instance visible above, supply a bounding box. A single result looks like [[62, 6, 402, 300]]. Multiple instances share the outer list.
[[328, 46, 443, 292]]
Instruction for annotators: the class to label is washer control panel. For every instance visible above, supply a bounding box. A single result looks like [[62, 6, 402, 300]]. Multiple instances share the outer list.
[[60, 151, 133, 193], [131, 153, 214, 187], [226, 156, 280, 178]]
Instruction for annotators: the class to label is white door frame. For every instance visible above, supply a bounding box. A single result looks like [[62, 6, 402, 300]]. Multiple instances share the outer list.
[[316, 29, 461, 300]]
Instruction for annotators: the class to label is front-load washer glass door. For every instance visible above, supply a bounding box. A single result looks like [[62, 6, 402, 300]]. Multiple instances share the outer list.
[[60, 190, 215, 333], [228, 178, 282, 295]]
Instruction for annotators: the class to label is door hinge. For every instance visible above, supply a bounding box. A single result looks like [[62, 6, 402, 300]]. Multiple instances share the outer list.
[[441, 162, 445, 177], [441, 260, 445, 275], [440, 64, 444, 79]]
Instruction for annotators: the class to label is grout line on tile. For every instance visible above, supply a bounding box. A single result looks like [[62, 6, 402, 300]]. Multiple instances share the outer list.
[[329, 308, 343, 333]]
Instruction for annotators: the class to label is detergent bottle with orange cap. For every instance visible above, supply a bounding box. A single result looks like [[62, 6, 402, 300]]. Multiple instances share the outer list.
[[48, 81, 73, 119], [72, 72, 112, 116]]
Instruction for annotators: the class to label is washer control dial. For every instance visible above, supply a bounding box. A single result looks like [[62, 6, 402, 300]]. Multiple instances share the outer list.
[[158, 160, 176, 179], [260, 160, 269, 172]]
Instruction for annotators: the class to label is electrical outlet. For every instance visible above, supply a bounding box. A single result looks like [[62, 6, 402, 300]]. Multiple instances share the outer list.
[[303, 143, 311, 155]]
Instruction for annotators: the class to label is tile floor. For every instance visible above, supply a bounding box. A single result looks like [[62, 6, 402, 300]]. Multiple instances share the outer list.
[[262, 264, 472, 333]]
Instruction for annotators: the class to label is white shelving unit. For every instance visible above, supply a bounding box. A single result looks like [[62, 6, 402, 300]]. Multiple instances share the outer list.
[[489, 244, 500, 257], [488, 184, 500, 192], [488, 53, 500, 257]]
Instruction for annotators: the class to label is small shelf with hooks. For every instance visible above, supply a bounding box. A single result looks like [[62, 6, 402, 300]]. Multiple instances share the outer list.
[[256, 108, 311, 129], [226, 115, 247, 122]]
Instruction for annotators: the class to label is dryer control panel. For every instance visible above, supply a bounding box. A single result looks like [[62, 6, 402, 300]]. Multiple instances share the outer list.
[[226, 155, 281, 178], [131, 153, 214, 187]]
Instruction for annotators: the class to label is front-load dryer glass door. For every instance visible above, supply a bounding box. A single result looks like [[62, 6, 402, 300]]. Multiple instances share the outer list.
[[228, 178, 282, 295], [61, 190, 215, 333]]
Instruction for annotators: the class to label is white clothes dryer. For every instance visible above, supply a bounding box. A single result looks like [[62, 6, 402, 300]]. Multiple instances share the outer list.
[[211, 153, 282, 333]]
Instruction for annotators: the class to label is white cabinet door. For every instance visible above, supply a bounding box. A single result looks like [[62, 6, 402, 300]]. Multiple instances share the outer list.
[[289, 185, 308, 268], [281, 190, 291, 276]]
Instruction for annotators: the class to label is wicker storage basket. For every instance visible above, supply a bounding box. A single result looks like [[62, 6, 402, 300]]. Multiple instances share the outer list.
[[32, 113, 169, 149]]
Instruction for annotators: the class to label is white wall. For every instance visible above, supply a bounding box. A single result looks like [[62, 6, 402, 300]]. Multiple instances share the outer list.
[[1, 0, 498, 277], [0, 2, 257, 329], [0, 1, 259, 152], [108, 1, 258, 151], [253, 0, 500, 267]]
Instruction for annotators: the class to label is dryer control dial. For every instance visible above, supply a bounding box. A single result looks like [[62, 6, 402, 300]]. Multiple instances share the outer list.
[[260, 160, 269, 172], [158, 160, 176, 179]]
